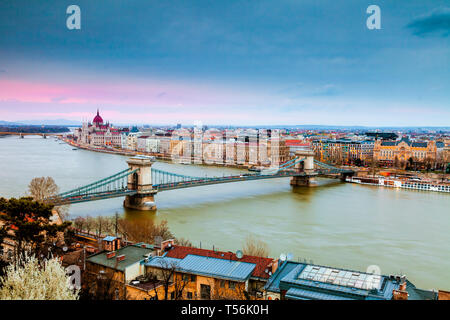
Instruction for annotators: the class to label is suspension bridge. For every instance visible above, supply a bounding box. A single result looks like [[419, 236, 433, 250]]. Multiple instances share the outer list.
[[47, 150, 354, 210]]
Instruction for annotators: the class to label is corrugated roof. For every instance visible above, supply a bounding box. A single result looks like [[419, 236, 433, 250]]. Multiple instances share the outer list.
[[164, 245, 274, 279], [285, 287, 354, 300], [177, 254, 256, 282], [263, 261, 301, 292], [145, 256, 181, 268], [103, 236, 117, 241]]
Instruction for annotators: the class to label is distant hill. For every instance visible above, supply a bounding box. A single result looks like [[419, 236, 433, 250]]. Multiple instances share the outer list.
[[0, 120, 21, 125], [0, 125, 70, 134], [16, 119, 81, 126]]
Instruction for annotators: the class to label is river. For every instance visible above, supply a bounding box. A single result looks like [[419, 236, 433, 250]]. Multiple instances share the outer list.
[[0, 135, 449, 290]]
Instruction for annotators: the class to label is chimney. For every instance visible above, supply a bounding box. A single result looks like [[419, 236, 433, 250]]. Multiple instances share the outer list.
[[392, 279, 409, 300], [116, 254, 126, 262], [115, 238, 121, 250], [106, 252, 116, 259], [271, 259, 279, 275]]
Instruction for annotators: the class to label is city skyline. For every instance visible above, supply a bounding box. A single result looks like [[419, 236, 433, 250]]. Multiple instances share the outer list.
[[0, 1, 449, 126]]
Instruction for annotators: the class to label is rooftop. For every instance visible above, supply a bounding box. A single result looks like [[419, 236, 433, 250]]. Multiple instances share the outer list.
[[146, 254, 257, 282], [163, 245, 274, 279], [87, 244, 154, 271], [264, 260, 406, 300]]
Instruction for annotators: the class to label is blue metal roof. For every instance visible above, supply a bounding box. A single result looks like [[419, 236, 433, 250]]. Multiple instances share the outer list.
[[103, 236, 117, 241], [145, 256, 181, 268], [285, 287, 354, 300], [266, 261, 400, 300], [177, 254, 256, 282], [263, 261, 302, 292]]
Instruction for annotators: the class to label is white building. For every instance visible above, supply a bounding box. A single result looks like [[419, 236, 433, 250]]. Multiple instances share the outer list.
[[74, 110, 127, 148]]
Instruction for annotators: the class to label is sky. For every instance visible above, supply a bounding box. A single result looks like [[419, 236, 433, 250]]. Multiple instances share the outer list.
[[0, 0, 449, 126]]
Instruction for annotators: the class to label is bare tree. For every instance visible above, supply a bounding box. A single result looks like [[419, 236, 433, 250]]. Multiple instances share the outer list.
[[28, 177, 59, 201], [28, 177, 70, 221], [73, 216, 86, 231], [118, 219, 173, 244], [84, 216, 95, 235], [175, 237, 195, 247], [146, 260, 188, 300], [242, 235, 269, 258]]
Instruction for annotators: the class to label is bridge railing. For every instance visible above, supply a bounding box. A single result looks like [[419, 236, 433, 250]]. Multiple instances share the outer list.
[[46, 168, 139, 203]]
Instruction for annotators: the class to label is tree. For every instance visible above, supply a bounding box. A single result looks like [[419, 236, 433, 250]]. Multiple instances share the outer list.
[[242, 235, 269, 258], [118, 218, 173, 244], [28, 177, 59, 201], [28, 177, 70, 221], [0, 197, 71, 262], [146, 259, 189, 300], [0, 254, 79, 300], [175, 237, 194, 247]]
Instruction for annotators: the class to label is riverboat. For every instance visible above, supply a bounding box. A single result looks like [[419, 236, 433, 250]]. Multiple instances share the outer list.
[[346, 176, 450, 193]]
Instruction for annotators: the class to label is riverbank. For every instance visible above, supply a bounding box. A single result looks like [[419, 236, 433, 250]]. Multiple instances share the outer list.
[[62, 138, 256, 171]]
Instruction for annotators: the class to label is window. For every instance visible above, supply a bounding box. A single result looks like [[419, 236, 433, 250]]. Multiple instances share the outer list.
[[187, 292, 193, 299], [229, 281, 236, 289], [190, 275, 196, 282], [170, 292, 175, 300], [200, 284, 211, 300], [220, 280, 226, 288], [183, 274, 189, 282]]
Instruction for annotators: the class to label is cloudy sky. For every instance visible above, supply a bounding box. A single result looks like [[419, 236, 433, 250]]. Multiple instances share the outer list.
[[0, 0, 449, 126]]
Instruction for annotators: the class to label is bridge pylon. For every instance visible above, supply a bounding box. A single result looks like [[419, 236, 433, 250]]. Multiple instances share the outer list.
[[290, 150, 316, 187], [123, 155, 157, 211]]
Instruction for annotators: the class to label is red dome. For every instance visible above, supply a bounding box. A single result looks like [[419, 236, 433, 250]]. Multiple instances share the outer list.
[[93, 109, 103, 124]]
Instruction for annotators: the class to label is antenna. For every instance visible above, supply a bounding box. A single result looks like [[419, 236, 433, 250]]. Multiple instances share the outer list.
[[236, 250, 243, 259]]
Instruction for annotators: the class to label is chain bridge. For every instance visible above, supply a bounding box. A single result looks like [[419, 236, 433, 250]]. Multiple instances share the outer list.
[[47, 150, 354, 210]]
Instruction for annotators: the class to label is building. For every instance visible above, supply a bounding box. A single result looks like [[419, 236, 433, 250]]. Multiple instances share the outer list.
[[373, 137, 437, 167], [74, 109, 128, 148], [264, 260, 437, 300], [126, 243, 276, 300], [84, 237, 155, 300], [285, 139, 311, 157], [312, 139, 366, 165]]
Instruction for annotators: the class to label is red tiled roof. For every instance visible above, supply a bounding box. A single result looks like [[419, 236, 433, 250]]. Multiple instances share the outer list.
[[285, 140, 310, 147], [164, 245, 274, 279]]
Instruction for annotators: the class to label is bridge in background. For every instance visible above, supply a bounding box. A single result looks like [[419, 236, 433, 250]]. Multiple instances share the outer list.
[[0, 132, 58, 138], [47, 150, 354, 210]]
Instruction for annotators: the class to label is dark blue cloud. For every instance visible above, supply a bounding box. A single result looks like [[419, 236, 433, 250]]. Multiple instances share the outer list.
[[407, 7, 450, 37]]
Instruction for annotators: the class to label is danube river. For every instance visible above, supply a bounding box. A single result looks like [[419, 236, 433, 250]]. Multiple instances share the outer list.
[[1, 135, 449, 290]]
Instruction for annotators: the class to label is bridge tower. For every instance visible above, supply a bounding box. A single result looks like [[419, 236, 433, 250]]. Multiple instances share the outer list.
[[123, 156, 157, 211], [290, 150, 316, 187]]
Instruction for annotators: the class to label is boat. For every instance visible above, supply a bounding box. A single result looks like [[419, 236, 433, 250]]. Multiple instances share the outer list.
[[346, 176, 450, 194]]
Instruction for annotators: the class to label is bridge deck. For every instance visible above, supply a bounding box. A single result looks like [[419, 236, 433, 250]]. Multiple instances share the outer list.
[[50, 157, 354, 205], [154, 171, 309, 191]]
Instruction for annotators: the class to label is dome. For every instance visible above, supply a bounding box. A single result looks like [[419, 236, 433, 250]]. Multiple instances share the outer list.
[[93, 109, 103, 124]]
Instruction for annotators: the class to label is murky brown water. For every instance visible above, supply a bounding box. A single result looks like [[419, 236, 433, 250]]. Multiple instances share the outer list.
[[1, 135, 449, 290]]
